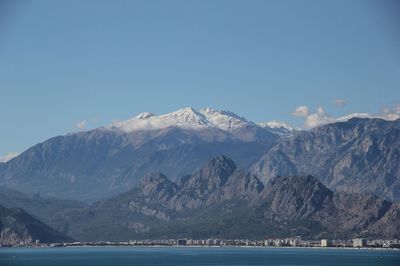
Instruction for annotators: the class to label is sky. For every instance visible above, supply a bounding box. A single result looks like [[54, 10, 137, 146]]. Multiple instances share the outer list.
[[0, 0, 399, 160]]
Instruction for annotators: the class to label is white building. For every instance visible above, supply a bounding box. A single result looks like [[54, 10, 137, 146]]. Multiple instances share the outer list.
[[353, 238, 367, 247], [321, 239, 331, 247]]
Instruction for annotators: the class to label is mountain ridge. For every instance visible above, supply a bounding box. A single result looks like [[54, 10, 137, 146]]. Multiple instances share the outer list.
[[108, 107, 296, 139], [41, 156, 400, 241]]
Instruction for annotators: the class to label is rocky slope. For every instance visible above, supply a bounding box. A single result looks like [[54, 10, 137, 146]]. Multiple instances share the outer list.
[[49, 156, 400, 241], [252, 118, 400, 201], [0, 204, 72, 245]]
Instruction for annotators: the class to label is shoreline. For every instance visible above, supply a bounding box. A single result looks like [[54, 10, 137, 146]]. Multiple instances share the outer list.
[[2, 245, 399, 251]]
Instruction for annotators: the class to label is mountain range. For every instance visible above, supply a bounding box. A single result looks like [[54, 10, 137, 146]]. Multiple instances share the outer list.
[[1, 156, 398, 241], [0, 107, 294, 201], [0, 107, 399, 242]]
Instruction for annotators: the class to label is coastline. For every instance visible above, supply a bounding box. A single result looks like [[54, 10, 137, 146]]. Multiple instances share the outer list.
[[2, 244, 399, 251]]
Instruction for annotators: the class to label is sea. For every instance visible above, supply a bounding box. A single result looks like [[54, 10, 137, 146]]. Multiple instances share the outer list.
[[0, 247, 400, 266]]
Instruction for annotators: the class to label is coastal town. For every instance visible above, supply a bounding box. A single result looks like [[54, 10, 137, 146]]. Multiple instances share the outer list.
[[3, 238, 400, 249]]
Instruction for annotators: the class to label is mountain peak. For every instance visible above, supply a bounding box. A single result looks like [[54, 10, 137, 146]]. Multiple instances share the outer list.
[[140, 172, 170, 184], [135, 112, 156, 120], [186, 155, 237, 189], [208, 155, 237, 170], [160, 107, 208, 126], [198, 108, 252, 131], [264, 175, 332, 202], [138, 173, 177, 198], [199, 108, 244, 120], [262, 175, 333, 220]]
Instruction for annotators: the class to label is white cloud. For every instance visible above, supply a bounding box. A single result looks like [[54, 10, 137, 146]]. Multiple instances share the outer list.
[[304, 106, 336, 128], [334, 98, 348, 107], [76, 120, 87, 130], [292, 106, 309, 117], [381, 104, 400, 120], [292, 103, 400, 129], [0, 152, 20, 163]]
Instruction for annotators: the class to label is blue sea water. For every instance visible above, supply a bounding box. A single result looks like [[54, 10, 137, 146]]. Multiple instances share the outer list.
[[0, 247, 399, 266]]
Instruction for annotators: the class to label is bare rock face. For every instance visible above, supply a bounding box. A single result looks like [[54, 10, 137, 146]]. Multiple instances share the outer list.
[[368, 203, 400, 238], [114, 156, 263, 212], [172, 156, 242, 209], [252, 118, 400, 201], [137, 173, 178, 202], [260, 175, 333, 220], [178, 155, 237, 192]]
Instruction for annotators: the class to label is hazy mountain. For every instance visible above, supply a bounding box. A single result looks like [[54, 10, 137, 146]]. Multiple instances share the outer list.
[[0, 186, 86, 234], [50, 156, 400, 241], [252, 118, 400, 201], [0, 203, 72, 246], [0, 108, 281, 201]]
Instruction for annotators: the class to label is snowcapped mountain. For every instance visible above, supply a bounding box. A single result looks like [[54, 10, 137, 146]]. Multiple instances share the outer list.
[[1, 107, 398, 203], [108, 107, 280, 141], [109, 107, 255, 132], [107, 107, 301, 139], [198, 108, 251, 131]]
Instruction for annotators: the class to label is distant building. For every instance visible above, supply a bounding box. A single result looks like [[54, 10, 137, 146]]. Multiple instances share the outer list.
[[212, 239, 221, 246], [264, 240, 274, 246], [289, 238, 301, 247], [353, 238, 367, 247], [205, 239, 220, 246], [177, 239, 187, 246], [321, 239, 332, 247]]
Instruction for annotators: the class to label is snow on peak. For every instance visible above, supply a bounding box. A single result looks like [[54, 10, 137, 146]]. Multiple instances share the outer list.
[[199, 108, 251, 131], [258, 120, 299, 136], [259, 120, 296, 131], [108, 107, 254, 133], [160, 107, 208, 126]]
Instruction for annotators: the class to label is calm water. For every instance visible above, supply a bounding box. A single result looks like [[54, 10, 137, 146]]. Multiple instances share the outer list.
[[0, 247, 399, 266]]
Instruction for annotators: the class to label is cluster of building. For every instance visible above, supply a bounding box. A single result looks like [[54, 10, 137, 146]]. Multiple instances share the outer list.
[[50, 238, 400, 249], [3, 238, 400, 249], [320, 238, 400, 248], [177, 238, 400, 248]]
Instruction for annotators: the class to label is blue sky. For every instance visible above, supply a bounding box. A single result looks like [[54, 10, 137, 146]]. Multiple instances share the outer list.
[[0, 0, 399, 158]]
